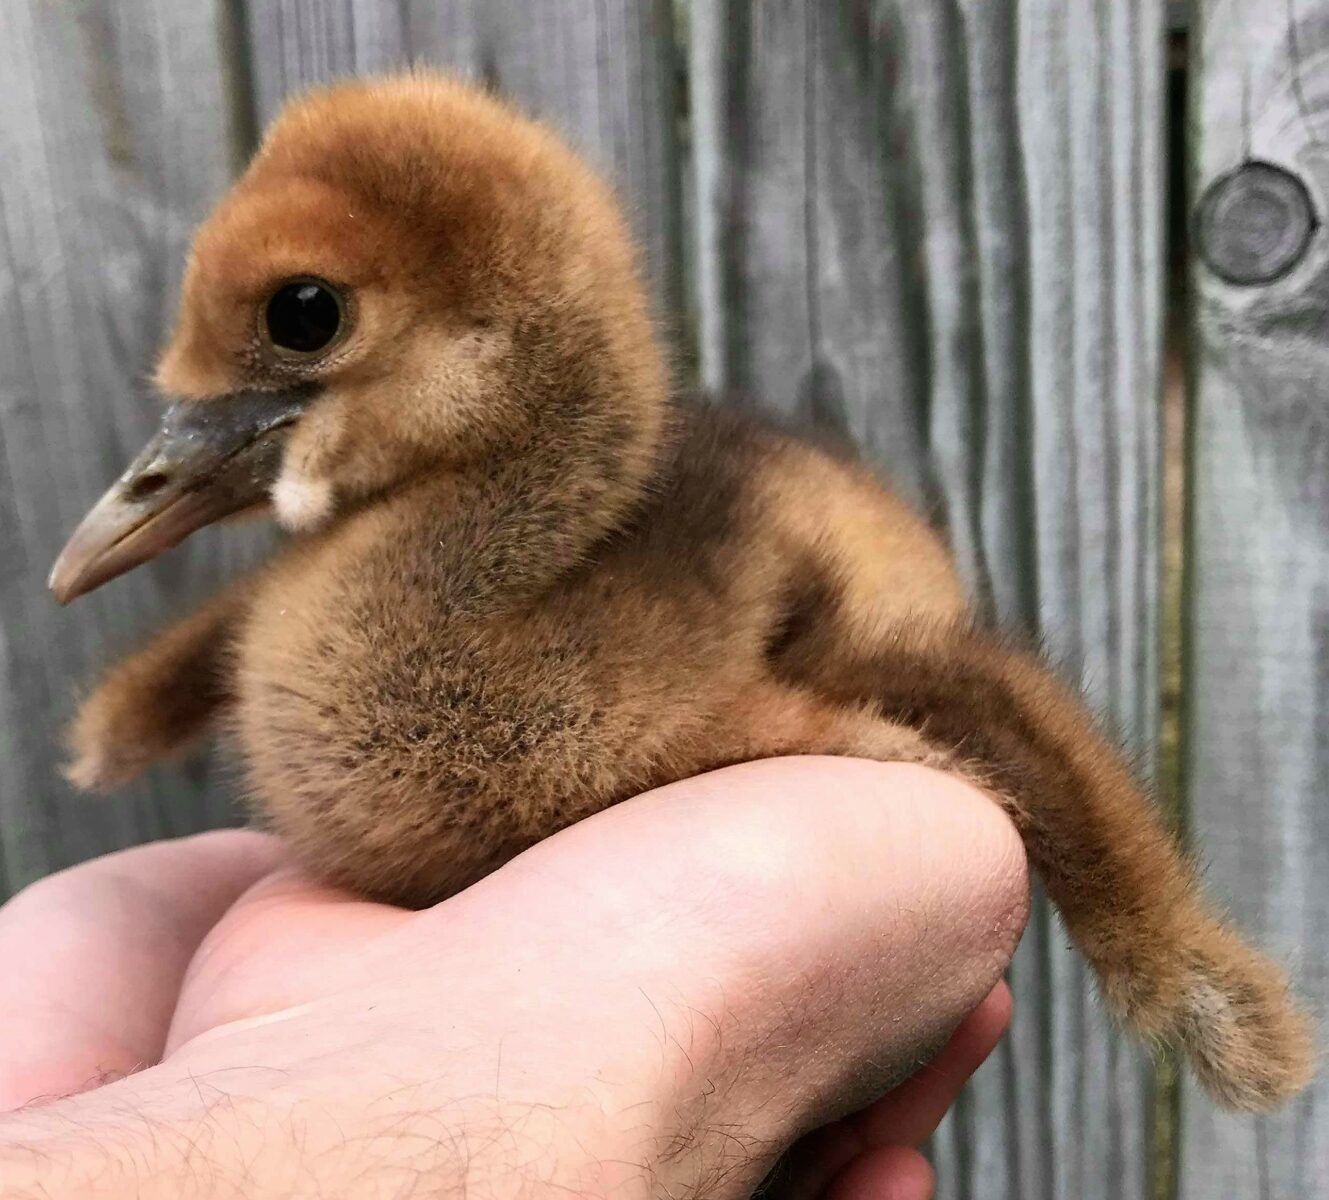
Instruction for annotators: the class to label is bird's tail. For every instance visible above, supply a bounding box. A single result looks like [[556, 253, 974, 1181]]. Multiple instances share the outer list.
[[814, 618, 1315, 1111]]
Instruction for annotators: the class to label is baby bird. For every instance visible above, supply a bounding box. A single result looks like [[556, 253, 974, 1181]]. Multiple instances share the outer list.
[[51, 74, 1311, 1112]]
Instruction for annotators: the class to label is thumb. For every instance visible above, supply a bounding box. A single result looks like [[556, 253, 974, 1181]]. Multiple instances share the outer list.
[[450, 756, 1030, 1194]]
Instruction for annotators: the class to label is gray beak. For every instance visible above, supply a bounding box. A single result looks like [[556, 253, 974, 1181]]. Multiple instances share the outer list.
[[49, 390, 311, 603]]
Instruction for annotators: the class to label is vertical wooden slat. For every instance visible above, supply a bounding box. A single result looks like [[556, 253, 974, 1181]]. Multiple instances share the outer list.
[[0, 0, 267, 896], [691, 0, 937, 513], [1181, 1, 1329, 1193], [690, 2, 1165, 1196], [243, 0, 684, 329], [242, 0, 409, 123]]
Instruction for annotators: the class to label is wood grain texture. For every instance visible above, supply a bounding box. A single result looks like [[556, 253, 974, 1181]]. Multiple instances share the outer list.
[[0, 0, 275, 897], [242, 0, 684, 329], [1181, 2, 1329, 1194], [690, 2, 1165, 1196]]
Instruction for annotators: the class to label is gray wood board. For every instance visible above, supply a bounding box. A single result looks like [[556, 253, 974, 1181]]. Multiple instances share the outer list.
[[0, 0, 272, 896], [1181, 1, 1329, 1194], [689, 2, 1165, 1197]]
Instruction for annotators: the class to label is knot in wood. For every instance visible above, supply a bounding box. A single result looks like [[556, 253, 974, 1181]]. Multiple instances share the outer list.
[[1197, 162, 1317, 285]]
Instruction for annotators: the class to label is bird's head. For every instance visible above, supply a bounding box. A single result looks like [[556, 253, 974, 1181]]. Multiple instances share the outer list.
[[51, 73, 666, 602]]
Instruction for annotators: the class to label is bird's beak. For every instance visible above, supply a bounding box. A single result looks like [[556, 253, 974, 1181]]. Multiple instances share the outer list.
[[49, 389, 312, 603]]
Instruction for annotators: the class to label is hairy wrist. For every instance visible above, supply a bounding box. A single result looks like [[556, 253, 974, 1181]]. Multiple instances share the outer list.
[[0, 1064, 668, 1200], [0, 1068, 287, 1200]]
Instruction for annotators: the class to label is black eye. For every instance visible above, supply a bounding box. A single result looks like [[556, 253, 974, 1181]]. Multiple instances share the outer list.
[[264, 280, 345, 355]]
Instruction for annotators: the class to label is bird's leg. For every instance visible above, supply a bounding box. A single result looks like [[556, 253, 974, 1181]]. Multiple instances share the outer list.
[[772, 616, 1314, 1111], [64, 582, 250, 792], [719, 683, 944, 768]]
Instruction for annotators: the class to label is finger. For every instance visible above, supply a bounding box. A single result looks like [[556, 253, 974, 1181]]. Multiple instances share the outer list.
[[0, 830, 283, 1110], [784, 982, 1011, 1197], [825, 1146, 935, 1200], [844, 980, 1011, 1145]]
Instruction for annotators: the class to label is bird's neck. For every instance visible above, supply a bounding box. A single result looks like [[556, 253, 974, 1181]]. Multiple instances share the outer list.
[[402, 331, 672, 613]]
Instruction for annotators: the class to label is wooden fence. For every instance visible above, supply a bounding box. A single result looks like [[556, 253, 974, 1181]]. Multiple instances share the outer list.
[[0, 2, 1322, 1196]]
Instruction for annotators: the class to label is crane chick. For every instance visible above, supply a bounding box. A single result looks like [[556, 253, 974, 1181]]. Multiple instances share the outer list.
[[50, 74, 1313, 1113]]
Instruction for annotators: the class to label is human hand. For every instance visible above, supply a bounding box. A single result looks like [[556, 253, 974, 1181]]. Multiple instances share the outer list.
[[0, 758, 1027, 1199]]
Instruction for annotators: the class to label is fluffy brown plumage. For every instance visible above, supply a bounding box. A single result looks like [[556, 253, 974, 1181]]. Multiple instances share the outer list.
[[54, 73, 1313, 1112]]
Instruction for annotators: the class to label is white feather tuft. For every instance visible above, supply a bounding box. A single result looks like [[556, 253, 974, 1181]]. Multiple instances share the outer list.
[[272, 474, 334, 531]]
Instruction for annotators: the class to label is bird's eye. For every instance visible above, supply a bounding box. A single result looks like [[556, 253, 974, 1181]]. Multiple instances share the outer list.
[[263, 279, 346, 356]]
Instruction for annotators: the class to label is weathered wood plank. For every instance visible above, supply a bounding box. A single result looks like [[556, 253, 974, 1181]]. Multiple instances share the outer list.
[[242, 0, 684, 328], [0, 1, 270, 897], [1181, 2, 1329, 1193], [690, 2, 1165, 1196]]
